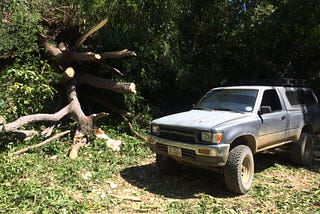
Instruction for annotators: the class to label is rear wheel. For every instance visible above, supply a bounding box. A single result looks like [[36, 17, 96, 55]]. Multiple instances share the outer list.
[[291, 132, 314, 166], [224, 145, 254, 194], [156, 154, 182, 175]]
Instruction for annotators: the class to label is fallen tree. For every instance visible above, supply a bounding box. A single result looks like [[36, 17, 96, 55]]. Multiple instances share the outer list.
[[0, 19, 142, 158]]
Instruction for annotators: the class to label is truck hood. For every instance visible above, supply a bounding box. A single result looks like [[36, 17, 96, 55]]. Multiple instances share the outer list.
[[152, 110, 247, 130]]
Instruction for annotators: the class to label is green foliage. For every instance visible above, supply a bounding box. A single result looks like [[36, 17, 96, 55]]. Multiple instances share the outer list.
[[2, 0, 320, 118], [0, 130, 319, 213], [0, 0, 45, 58], [73, 0, 320, 113], [0, 60, 59, 121], [0, 1, 320, 213], [0, 128, 152, 213]]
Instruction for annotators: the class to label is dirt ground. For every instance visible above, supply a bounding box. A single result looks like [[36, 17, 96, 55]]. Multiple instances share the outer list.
[[97, 147, 320, 213]]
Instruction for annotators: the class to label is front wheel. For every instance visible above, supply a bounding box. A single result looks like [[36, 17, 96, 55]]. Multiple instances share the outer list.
[[224, 145, 254, 194], [291, 132, 314, 166]]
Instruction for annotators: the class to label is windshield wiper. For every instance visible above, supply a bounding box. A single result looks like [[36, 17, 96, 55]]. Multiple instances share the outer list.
[[213, 108, 244, 114]]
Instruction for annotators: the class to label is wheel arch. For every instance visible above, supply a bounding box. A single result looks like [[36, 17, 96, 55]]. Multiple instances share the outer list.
[[301, 124, 313, 133], [296, 124, 314, 141], [230, 135, 257, 154]]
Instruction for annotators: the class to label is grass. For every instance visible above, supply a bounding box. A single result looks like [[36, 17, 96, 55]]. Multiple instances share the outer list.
[[0, 131, 319, 213]]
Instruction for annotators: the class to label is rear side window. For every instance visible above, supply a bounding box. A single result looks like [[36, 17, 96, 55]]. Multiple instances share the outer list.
[[285, 89, 318, 106]]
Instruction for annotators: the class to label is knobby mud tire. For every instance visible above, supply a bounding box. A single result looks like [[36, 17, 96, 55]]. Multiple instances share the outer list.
[[224, 145, 254, 194], [291, 132, 314, 166]]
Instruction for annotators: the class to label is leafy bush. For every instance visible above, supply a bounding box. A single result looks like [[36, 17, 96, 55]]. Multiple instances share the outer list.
[[0, 0, 44, 58], [0, 60, 59, 122]]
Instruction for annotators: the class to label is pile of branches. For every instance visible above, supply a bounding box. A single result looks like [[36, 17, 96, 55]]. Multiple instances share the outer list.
[[0, 19, 146, 158]]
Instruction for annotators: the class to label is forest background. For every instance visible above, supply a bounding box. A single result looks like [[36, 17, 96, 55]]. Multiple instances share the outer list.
[[1, 0, 320, 123]]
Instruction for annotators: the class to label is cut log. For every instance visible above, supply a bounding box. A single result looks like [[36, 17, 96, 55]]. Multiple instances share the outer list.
[[94, 127, 123, 151], [100, 49, 137, 59], [74, 73, 136, 94], [61, 67, 75, 84], [70, 51, 101, 61]]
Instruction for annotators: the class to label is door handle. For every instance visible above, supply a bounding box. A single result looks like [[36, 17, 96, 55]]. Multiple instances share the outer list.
[[281, 116, 285, 120]]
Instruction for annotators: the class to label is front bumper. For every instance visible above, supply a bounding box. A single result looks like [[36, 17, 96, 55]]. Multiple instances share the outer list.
[[148, 135, 230, 167]]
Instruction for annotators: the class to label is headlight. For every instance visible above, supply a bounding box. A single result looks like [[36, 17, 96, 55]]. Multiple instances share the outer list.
[[201, 132, 213, 142], [201, 131, 223, 143], [151, 124, 160, 134]]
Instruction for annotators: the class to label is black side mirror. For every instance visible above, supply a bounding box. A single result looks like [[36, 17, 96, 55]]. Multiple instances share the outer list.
[[259, 106, 272, 115]]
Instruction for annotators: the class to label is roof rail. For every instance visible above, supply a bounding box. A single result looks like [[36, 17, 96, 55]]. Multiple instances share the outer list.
[[237, 78, 306, 87]]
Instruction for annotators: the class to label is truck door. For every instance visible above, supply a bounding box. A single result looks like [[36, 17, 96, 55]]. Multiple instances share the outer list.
[[257, 89, 289, 150]]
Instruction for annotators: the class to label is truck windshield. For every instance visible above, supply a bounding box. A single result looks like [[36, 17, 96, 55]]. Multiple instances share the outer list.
[[193, 89, 258, 113]]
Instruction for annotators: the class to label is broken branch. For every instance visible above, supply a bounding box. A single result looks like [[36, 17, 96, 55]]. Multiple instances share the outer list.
[[74, 18, 108, 47], [12, 130, 70, 155], [100, 49, 137, 59], [74, 73, 136, 94], [0, 104, 72, 133]]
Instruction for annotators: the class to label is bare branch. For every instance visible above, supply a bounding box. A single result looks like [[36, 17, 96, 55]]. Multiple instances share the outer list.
[[121, 115, 148, 142], [12, 130, 70, 155], [45, 43, 63, 60], [74, 18, 108, 47], [0, 104, 72, 133]]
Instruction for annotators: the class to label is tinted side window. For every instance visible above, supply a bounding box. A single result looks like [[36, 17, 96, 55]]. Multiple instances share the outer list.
[[261, 89, 282, 112], [286, 89, 318, 106]]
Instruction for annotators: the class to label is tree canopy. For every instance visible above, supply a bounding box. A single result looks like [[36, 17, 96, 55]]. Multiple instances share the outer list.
[[1, 0, 320, 121]]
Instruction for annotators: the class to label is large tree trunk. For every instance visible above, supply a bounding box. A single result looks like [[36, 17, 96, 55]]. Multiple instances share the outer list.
[[1, 19, 139, 158]]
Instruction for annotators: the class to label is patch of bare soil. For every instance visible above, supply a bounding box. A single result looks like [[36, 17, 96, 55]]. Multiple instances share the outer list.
[[99, 145, 320, 213]]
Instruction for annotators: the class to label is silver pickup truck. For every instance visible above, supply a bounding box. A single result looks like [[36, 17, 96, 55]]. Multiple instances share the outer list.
[[148, 79, 320, 194]]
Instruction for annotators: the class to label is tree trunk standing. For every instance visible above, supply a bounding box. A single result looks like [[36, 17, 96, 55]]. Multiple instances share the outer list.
[[0, 19, 139, 158]]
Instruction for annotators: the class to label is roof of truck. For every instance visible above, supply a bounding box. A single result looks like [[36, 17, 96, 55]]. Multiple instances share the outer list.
[[235, 78, 306, 87]]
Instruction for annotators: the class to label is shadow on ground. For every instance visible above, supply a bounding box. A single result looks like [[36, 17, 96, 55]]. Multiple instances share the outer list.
[[120, 146, 320, 199]]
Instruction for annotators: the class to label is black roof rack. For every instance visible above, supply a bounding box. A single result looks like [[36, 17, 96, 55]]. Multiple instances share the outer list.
[[237, 78, 306, 87]]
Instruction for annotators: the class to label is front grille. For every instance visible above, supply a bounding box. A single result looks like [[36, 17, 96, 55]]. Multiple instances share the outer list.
[[160, 132, 195, 143], [158, 126, 199, 144]]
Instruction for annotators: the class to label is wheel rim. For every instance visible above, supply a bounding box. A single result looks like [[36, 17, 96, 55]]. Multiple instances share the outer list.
[[241, 156, 251, 184]]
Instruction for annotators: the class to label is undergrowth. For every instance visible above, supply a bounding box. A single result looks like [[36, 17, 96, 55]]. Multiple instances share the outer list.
[[0, 131, 319, 213]]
